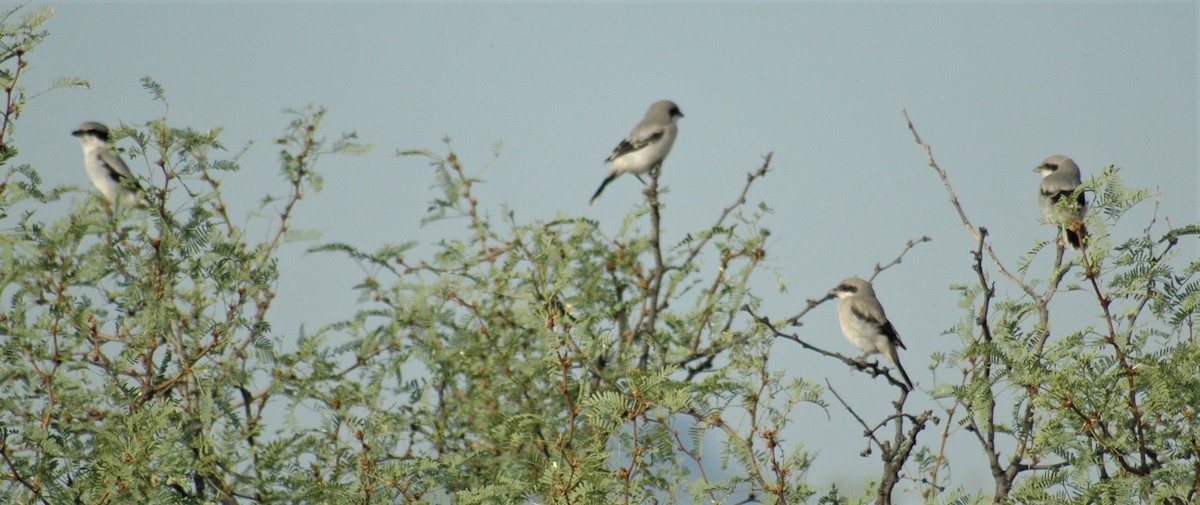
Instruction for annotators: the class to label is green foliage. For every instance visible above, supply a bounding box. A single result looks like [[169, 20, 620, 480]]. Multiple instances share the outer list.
[[931, 165, 1200, 503], [1, 15, 371, 500], [299, 146, 809, 503], [1, 3, 87, 213], [3, 14, 806, 499]]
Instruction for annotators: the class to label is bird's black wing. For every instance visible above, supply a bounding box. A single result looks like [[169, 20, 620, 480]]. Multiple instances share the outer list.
[[851, 305, 906, 350], [606, 130, 664, 162]]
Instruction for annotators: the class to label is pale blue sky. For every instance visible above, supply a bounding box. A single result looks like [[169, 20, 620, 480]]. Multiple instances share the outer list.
[[17, 1, 1198, 500]]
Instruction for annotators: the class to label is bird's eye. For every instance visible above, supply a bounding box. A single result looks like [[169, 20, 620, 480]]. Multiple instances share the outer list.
[[1043, 163, 1058, 171]]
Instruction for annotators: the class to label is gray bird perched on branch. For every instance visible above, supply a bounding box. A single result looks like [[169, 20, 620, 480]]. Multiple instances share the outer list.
[[1034, 155, 1087, 249], [71, 121, 148, 209], [589, 100, 684, 206], [829, 277, 914, 390]]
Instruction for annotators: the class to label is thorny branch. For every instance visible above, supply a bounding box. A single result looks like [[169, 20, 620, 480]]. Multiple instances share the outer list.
[[637, 153, 773, 372], [677, 152, 773, 270], [868, 236, 931, 283], [0, 49, 25, 156], [636, 163, 667, 369], [826, 380, 883, 452], [902, 108, 1040, 301], [683, 408, 771, 495], [754, 303, 934, 505], [902, 109, 1087, 500]]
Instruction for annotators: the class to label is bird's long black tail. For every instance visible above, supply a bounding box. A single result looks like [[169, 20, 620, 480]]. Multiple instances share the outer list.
[[885, 347, 915, 391], [589, 173, 618, 206], [1066, 224, 1087, 249]]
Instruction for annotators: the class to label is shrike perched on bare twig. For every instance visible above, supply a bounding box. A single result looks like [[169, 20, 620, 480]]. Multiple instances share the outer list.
[[830, 277, 914, 390], [71, 121, 148, 210], [1034, 155, 1087, 249], [589, 100, 683, 206]]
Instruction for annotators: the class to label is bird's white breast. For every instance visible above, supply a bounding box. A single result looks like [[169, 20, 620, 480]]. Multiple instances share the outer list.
[[83, 151, 122, 202], [838, 301, 886, 355], [610, 127, 677, 176]]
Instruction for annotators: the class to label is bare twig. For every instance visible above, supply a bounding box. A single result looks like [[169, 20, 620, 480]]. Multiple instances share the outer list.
[[901, 108, 1038, 301], [661, 419, 719, 504], [637, 163, 667, 369], [0, 50, 24, 153], [926, 369, 967, 500], [868, 236, 932, 283], [904, 109, 1089, 500], [683, 407, 770, 497], [679, 152, 773, 269], [826, 380, 882, 453], [652, 153, 772, 369]]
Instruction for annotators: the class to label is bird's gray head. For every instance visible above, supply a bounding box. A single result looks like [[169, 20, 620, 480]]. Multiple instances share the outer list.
[[647, 100, 684, 121], [1034, 155, 1078, 177], [829, 277, 874, 299], [71, 122, 111, 142]]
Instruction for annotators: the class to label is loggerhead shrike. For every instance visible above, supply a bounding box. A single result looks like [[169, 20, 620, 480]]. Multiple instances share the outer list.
[[1034, 155, 1087, 249], [829, 277, 914, 390], [71, 121, 148, 209], [589, 100, 684, 206]]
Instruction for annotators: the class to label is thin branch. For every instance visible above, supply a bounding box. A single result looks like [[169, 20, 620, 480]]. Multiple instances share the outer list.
[[826, 380, 882, 452], [679, 152, 773, 269], [926, 369, 967, 500], [0, 50, 25, 152], [263, 116, 319, 258], [0, 439, 48, 505], [637, 162, 667, 369], [682, 407, 770, 497], [901, 108, 1037, 301], [661, 419, 719, 505], [904, 109, 1057, 500], [639, 154, 773, 368], [868, 236, 932, 283]]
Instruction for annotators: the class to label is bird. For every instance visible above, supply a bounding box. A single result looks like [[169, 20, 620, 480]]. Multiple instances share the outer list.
[[829, 277, 914, 390], [1034, 155, 1087, 249], [589, 100, 684, 206], [71, 121, 148, 209]]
